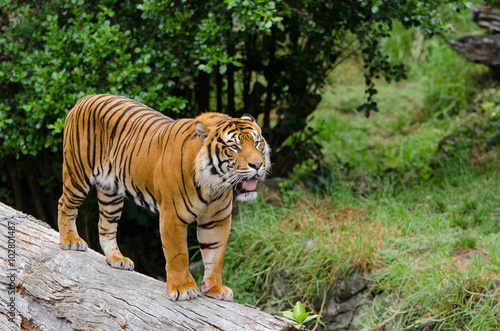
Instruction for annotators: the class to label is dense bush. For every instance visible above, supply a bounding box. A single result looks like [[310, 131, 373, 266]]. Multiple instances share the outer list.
[[435, 88, 500, 164]]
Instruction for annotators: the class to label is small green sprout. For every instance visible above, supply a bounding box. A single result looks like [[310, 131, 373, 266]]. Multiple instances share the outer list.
[[281, 301, 321, 329]]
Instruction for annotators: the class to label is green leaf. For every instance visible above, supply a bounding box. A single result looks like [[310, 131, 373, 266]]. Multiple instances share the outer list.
[[303, 314, 321, 323], [293, 301, 306, 318], [295, 312, 310, 322], [219, 64, 227, 75], [281, 311, 295, 321]]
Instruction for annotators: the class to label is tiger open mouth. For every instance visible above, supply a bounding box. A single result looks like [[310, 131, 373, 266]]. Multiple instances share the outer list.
[[234, 177, 258, 196]]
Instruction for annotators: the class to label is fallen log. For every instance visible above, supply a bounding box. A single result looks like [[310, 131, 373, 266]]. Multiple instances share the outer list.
[[0, 202, 294, 330]]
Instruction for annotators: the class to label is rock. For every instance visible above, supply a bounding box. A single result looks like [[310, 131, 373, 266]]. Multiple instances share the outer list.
[[320, 268, 373, 331], [448, 4, 500, 75], [471, 4, 500, 32], [476, 278, 500, 309], [264, 269, 296, 314], [448, 34, 500, 73], [263, 266, 375, 330], [333, 270, 368, 302]]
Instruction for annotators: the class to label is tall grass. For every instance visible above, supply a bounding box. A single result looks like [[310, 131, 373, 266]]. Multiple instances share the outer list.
[[219, 3, 500, 330], [223, 194, 384, 311]]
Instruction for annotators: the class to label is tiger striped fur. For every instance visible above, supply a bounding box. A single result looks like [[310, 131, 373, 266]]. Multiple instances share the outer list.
[[58, 94, 271, 301]]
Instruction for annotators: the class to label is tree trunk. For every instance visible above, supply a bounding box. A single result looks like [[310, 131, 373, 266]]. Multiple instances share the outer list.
[[0, 202, 294, 330], [227, 62, 236, 116], [243, 61, 252, 115], [242, 34, 257, 115], [24, 170, 48, 223], [5, 156, 24, 212], [216, 63, 223, 113], [196, 62, 210, 113], [264, 26, 277, 130]]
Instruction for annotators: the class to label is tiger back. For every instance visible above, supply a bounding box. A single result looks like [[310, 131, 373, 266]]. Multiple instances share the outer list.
[[58, 94, 271, 301]]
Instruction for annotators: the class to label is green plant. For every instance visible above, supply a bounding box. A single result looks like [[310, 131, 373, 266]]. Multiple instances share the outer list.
[[451, 212, 470, 229], [434, 88, 500, 165], [281, 301, 321, 329], [454, 233, 478, 250], [278, 180, 308, 208]]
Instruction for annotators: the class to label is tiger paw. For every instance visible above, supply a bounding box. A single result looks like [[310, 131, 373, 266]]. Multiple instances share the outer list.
[[106, 254, 135, 271], [167, 282, 200, 301], [202, 284, 233, 301], [60, 236, 88, 251]]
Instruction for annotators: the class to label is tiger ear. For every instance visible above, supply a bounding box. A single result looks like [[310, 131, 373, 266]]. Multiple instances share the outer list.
[[195, 121, 209, 141], [241, 113, 255, 122]]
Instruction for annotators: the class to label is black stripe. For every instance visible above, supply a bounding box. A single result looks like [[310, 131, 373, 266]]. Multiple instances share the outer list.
[[99, 207, 123, 216], [178, 188, 197, 218], [180, 134, 194, 208], [98, 196, 123, 206], [174, 120, 191, 141], [105, 217, 120, 224], [171, 197, 190, 225], [199, 242, 219, 250], [198, 217, 229, 230], [212, 199, 232, 218], [193, 174, 208, 205]]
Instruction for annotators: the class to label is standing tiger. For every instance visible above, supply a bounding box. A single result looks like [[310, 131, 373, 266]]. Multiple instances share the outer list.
[[58, 94, 271, 301]]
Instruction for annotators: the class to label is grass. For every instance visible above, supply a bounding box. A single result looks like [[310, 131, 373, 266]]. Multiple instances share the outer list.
[[223, 160, 500, 329], [218, 3, 500, 330]]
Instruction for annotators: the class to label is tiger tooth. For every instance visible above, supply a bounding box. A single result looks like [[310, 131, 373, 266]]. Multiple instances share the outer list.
[[242, 181, 246, 190]]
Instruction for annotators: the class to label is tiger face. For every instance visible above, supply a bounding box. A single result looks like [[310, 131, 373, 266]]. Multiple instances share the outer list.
[[194, 113, 271, 201]]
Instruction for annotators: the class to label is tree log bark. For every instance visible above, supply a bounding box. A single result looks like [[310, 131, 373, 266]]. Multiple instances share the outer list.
[[0, 202, 294, 330]]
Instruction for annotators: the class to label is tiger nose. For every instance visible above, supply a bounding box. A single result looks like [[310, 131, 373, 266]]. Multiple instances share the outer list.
[[249, 160, 263, 170]]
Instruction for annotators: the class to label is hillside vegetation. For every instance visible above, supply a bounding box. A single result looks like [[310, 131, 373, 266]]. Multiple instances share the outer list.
[[221, 5, 500, 330]]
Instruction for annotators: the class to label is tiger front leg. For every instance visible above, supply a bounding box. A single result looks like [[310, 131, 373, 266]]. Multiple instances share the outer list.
[[160, 214, 200, 301], [197, 216, 233, 301]]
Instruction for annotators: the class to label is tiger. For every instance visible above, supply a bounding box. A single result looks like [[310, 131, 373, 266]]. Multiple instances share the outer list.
[[57, 94, 271, 301]]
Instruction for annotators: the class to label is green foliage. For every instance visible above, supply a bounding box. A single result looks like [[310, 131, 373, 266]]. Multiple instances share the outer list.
[[0, 0, 470, 168], [219, 5, 500, 329], [277, 180, 307, 208], [453, 232, 478, 250], [281, 301, 321, 329], [435, 88, 500, 164], [309, 1, 488, 188], [0, 0, 190, 159]]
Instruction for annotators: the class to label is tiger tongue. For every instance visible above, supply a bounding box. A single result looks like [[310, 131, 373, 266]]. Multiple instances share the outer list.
[[242, 178, 258, 191]]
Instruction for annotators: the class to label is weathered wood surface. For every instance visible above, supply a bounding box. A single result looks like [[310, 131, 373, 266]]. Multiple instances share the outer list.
[[471, 4, 500, 32], [0, 202, 294, 330]]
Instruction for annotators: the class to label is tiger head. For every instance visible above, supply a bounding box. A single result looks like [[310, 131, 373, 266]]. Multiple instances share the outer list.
[[194, 113, 271, 202]]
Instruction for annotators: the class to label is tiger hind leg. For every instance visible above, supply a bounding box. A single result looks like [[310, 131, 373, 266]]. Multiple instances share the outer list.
[[58, 184, 89, 251], [97, 187, 134, 270]]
